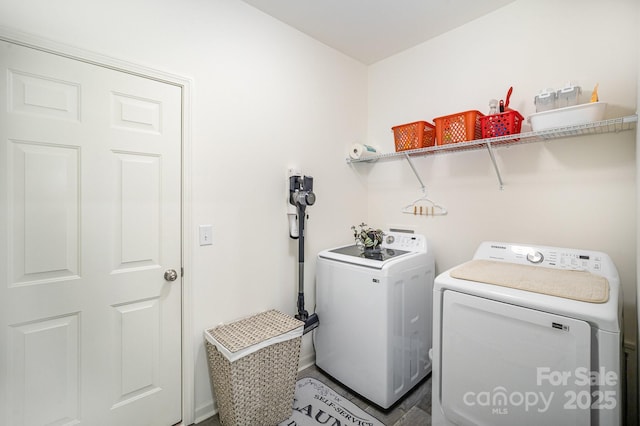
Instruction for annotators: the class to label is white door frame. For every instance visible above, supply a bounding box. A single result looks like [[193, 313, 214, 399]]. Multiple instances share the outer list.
[[0, 27, 195, 426]]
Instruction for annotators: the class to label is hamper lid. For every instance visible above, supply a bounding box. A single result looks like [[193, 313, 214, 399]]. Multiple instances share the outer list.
[[204, 310, 304, 362]]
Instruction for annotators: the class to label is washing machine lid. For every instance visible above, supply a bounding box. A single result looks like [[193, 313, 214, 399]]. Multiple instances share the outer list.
[[319, 244, 412, 268], [319, 232, 428, 269], [331, 245, 409, 260]]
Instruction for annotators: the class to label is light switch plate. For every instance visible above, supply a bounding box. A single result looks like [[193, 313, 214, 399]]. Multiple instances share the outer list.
[[199, 225, 213, 246]]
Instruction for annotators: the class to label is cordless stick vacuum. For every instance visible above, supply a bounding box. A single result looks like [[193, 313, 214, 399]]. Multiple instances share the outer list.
[[288, 172, 319, 334]]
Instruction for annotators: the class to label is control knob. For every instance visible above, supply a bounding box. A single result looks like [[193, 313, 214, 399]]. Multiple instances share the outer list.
[[526, 251, 544, 264]]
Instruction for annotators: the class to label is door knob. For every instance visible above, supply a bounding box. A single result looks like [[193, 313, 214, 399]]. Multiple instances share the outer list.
[[164, 269, 178, 282]]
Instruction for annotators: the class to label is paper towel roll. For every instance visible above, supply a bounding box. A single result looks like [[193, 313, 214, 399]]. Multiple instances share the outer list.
[[350, 144, 378, 160]]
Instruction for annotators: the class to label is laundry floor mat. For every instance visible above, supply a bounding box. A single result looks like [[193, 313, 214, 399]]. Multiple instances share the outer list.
[[279, 377, 385, 426]]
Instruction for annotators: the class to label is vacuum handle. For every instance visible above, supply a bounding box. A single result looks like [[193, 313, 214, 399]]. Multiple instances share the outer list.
[[297, 203, 305, 292]]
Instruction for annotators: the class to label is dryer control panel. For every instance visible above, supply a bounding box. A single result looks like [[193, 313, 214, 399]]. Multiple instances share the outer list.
[[474, 241, 613, 276], [382, 232, 427, 253]]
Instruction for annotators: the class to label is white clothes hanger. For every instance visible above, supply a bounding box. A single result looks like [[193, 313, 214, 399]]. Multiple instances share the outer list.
[[401, 153, 448, 216], [401, 192, 448, 216]]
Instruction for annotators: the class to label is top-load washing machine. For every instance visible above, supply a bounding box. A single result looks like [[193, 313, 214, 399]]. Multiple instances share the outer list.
[[315, 231, 434, 409], [432, 241, 622, 426]]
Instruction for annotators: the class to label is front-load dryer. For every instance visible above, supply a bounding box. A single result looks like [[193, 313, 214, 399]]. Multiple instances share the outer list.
[[432, 241, 622, 426], [315, 231, 434, 409]]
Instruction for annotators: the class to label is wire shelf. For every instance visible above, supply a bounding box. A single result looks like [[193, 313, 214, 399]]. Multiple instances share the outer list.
[[346, 114, 638, 164]]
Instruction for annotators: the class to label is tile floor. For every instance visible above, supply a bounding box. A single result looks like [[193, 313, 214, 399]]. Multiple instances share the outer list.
[[196, 363, 432, 426]]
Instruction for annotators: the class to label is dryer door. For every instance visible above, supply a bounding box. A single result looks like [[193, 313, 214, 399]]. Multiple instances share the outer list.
[[440, 290, 591, 426]]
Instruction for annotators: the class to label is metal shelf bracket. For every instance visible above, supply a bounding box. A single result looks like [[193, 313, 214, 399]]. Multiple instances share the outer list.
[[485, 142, 504, 190], [404, 153, 427, 193]]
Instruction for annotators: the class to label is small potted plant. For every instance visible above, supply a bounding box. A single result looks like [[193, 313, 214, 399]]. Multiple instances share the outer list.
[[351, 223, 385, 252]]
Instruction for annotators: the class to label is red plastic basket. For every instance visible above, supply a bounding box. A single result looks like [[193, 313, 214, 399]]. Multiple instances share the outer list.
[[434, 110, 484, 145], [480, 110, 524, 139], [391, 121, 436, 152]]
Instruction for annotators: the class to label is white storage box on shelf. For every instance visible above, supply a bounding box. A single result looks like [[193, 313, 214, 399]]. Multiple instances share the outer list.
[[556, 83, 582, 108], [528, 102, 607, 132], [533, 89, 558, 112]]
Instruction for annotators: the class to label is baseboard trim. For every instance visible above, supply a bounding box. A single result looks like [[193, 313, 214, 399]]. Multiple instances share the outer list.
[[194, 401, 216, 425], [298, 351, 316, 371]]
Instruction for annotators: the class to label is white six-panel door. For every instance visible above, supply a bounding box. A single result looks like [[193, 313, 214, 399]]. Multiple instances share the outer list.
[[0, 41, 182, 425]]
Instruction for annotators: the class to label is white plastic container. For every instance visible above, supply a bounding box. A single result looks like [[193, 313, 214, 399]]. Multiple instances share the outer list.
[[528, 102, 607, 132], [556, 83, 582, 108], [534, 89, 557, 112]]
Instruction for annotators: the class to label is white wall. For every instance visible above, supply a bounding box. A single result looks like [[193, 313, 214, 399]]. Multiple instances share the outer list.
[[0, 0, 369, 421], [367, 0, 638, 422]]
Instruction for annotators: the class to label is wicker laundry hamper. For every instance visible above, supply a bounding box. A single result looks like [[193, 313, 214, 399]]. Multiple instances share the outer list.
[[204, 310, 304, 426]]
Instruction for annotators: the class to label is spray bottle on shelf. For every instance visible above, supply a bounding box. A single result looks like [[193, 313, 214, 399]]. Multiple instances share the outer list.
[[489, 99, 499, 115]]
